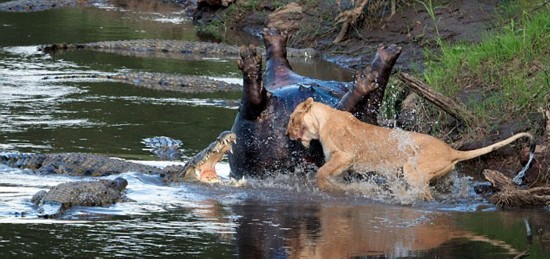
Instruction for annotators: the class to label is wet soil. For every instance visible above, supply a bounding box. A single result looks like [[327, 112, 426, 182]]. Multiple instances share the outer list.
[[211, 0, 500, 71], [326, 1, 497, 70], [0, 0, 105, 12]]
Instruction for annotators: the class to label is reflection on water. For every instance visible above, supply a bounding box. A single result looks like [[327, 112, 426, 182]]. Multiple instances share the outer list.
[[0, 44, 240, 156], [0, 1, 196, 47], [2, 164, 549, 258], [0, 1, 549, 258]]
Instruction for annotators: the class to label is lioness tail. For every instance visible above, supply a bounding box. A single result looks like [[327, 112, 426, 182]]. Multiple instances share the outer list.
[[457, 132, 535, 185]]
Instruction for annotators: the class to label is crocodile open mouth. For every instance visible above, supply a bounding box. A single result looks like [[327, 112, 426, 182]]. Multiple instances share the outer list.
[[193, 131, 237, 183]]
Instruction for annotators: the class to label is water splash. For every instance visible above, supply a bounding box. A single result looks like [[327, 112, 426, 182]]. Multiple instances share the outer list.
[[513, 151, 534, 185]]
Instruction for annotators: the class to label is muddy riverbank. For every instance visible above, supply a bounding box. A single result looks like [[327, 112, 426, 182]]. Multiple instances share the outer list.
[[194, 0, 500, 70], [0, 0, 105, 12]]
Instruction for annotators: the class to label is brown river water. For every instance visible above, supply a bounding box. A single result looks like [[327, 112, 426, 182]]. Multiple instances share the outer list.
[[0, 1, 549, 258]]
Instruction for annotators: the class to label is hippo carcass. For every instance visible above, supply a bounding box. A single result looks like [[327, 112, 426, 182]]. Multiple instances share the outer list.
[[229, 28, 401, 178]]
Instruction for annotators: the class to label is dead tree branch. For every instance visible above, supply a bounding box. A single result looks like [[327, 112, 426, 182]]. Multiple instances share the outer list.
[[398, 72, 478, 128], [483, 169, 550, 208], [333, 0, 369, 43]]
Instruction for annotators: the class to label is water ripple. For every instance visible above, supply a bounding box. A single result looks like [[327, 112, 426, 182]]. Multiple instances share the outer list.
[[0, 47, 101, 133]]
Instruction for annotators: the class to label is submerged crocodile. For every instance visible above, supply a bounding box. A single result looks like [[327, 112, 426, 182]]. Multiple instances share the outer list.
[[0, 131, 237, 184], [31, 177, 128, 218], [142, 136, 184, 161], [38, 39, 317, 94], [0, 152, 164, 176], [0, 0, 105, 12], [43, 71, 242, 93], [39, 39, 318, 59]]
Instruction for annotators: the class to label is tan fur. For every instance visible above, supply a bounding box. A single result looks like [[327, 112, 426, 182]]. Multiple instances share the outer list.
[[286, 98, 535, 200]]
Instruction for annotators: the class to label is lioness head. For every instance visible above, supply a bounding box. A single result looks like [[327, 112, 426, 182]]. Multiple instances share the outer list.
[[286, 97, 317, 148]]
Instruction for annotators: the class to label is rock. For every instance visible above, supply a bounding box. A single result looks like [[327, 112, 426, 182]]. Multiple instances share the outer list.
[[265, 2, 305, 33]]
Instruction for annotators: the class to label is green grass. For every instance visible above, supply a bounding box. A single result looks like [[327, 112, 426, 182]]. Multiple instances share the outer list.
[[196, 19, 226, 41], [421, 1, 550, 132]]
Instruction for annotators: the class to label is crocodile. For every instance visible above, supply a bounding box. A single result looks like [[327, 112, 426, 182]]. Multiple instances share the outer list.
[[39, 39, 318, 59], [31, 177, 128, 218], [42, 71, 242, 94], [155, 131, 237, 184], [0, 152, 164, 177], [142, 136, 184, 161], [0, 0, 105, 12], [0, 131, 237, 184], [38, 39, 317, 94]]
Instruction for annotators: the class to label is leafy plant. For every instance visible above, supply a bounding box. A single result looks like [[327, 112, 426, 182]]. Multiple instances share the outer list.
[[421, 1, 550, 133]]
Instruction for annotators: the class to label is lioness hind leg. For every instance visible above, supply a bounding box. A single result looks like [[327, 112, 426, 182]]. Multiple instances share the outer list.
[[403, 163, 433, 200], [403, 160, 457, 200], [316, 153, 353, 191]]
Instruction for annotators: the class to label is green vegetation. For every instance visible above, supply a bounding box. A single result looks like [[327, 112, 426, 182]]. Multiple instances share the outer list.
[[421, 1, 550, 133], [197, 18, 227, 41], [416, 0, 442, 46]]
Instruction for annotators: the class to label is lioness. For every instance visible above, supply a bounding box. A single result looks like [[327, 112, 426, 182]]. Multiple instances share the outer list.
[[286, 97, 535, 199]]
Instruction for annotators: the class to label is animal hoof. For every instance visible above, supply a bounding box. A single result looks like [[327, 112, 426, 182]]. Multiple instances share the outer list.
[[262, 27, 288, 46], [237, 44, 262, 79], [376, 44, 402, 65], [354, 65, 379, 95]]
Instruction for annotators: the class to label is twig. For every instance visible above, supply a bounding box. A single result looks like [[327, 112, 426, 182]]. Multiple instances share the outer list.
[[398, 72, 478, 127], [524, 218, 532, 243], [512, 1, 550, 20], [513, 250, 530, 259], [333, 0, 369, 43]]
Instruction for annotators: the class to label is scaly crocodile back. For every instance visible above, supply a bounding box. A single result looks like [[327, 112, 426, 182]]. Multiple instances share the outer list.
[[35, 178, 128, 206], [141, 136, 183, 161], [0, 153, 163, 176]]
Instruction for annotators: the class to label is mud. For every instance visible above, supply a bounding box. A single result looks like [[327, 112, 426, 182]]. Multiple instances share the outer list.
[[202, 0, 499, 70], [319, 0, 499, 70], [0, 0, 105, 12], [321, 0, 499, 70]]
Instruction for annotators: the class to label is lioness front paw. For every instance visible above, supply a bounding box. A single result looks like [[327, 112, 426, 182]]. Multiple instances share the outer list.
[[317, 176, 334, 191], [423, 192, 434, 201]]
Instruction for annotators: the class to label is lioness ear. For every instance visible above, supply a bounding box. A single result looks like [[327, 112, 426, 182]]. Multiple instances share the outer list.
[[303, 97, 314, 111]]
